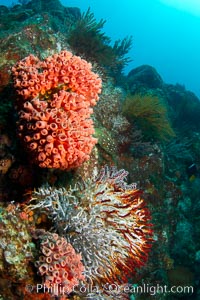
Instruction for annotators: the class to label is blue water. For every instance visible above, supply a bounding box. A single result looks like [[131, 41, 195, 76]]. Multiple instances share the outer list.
[[1, 0, 200, 98]]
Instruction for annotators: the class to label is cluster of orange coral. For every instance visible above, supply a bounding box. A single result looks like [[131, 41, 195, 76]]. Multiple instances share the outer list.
[[12, 50, 102, 169], [35, 231, 85, 296]]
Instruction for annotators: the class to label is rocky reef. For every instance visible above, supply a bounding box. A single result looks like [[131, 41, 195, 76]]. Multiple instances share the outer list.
[[0, 0, 200, 299]]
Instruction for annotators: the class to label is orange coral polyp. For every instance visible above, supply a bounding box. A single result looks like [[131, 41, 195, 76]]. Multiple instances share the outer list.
[[36, 121, 46, 129], [38, 152, 46, 162], [45, 143, 54, 152], [39, 139, 46, 145], [49, 123, 58, 131], [51, 132, 57, 138], [46, 257, 52, 263], [23, 101, 34, 111], [33, 133, 40, 140], [24, 135, 31, 142], [29, 142, 37, 150], [46, 135, 54, 142], [19, 111, 31, 120], [41, 129, 48, 136], [39, 265, 48, 275]]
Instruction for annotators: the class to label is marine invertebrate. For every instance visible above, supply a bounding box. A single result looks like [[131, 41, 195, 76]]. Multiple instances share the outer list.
[[94, 84, 125, 130], [34, 230, 85, 295], [0, 133, 12, 156], [163, 136, 193, 162], [9, 164, 34, 187], [0, 156, 14, 175], [12, 50, 102, 169], [28, 166, 153, 287], [94, 83, 132, 154], [122, 94, 175, 141], [94, 126, 117, 158], [67, 8, 132, 77], [0, 203, 35, 281]]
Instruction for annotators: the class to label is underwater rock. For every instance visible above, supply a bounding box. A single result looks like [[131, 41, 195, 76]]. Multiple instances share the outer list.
[[172, 218, 195, 264], [127, 64, 164, 93], [0, 5, 9, 16], [167, 266, 194, 289], [0, 203, 35, 281], [165, 83, 200, 133], [195, 250, 200, 263]]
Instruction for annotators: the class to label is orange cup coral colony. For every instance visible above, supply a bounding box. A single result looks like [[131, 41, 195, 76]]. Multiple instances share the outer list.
[[35, 231, 85, 295], [12, 50, 102, 169]]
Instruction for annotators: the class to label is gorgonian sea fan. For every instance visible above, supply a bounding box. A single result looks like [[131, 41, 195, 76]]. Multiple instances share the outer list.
[[28, 166, 153, 285]]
